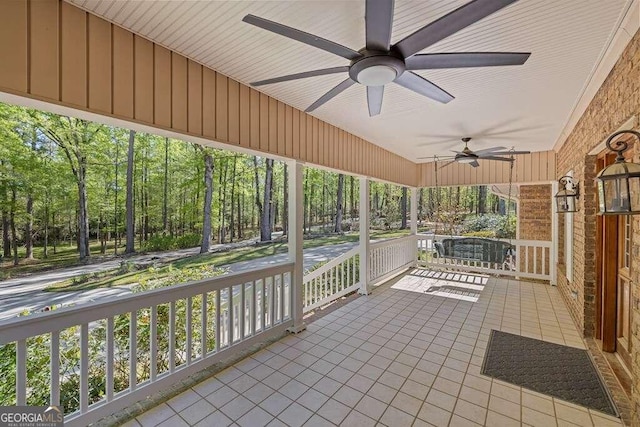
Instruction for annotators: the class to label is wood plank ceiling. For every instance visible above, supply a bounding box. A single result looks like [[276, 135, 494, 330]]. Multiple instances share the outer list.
[[68, 0, 631, 162]]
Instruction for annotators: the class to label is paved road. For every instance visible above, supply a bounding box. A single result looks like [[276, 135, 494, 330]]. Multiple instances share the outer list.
[[0, 242, 356, 321]]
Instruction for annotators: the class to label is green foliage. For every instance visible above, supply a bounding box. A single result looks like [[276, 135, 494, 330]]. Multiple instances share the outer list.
[[462, 214, 516, 238], [141, 233, 201, 252]]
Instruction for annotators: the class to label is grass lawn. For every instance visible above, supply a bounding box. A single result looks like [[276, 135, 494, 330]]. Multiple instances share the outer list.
[[43, 228, 411, 292]]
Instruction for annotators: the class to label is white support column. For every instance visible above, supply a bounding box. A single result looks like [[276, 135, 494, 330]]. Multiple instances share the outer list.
[[287, 160, 306, 333], [359, 177, 371, 295], [410, 187, 418, 266], [550, 180, 559, 286]]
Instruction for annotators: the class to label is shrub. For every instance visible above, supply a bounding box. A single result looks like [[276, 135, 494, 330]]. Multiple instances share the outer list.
[[462, 214, 515, 239], [141, 234, 201, 252]]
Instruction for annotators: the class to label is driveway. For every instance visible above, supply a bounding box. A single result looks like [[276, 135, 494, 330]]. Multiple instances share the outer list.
[[0, 242, 356, 321]]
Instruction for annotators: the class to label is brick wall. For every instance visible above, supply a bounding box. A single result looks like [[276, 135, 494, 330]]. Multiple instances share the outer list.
[[518, 184, 552, 241], [556, 28, 640, 421]]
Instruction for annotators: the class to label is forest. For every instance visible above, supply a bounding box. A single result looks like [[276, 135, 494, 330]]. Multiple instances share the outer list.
[[0, 102, 512, 273]]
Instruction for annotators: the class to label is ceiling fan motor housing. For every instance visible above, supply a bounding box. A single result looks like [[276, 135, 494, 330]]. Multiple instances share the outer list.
[[349, 51, 406, 86]]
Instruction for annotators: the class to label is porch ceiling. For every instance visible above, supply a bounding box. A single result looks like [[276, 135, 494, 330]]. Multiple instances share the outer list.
[[69, 0, 630, 162]]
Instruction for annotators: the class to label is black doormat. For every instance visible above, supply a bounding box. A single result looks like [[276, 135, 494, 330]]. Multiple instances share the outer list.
[[481, 330, 618, 417]]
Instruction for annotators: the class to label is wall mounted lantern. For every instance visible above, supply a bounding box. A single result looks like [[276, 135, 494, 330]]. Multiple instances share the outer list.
[[555, 176, 579, 213], [595, 130, 640, 215]]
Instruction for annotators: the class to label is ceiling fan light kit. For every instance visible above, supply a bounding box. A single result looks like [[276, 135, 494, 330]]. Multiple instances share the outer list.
[[243, 0, 530, 117]]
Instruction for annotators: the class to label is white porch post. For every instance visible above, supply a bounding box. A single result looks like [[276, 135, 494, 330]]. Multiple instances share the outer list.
[[359, 177, 371, 295], [550, 180, 559, 286], [287, 160, 306, 333], [410, 187, 418, 266]]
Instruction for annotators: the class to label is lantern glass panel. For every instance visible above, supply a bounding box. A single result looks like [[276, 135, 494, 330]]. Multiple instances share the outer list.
[[604, 177, 629, 212]]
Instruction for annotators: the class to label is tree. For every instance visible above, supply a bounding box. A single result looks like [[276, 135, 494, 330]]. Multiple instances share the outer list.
[[334, 174, 344, 233], [125, 130, 136, 254], [198, 147, 214, 253], [38, 115, 103, 260], [400, 187, 408, 229], [261, 158, 274, 241]]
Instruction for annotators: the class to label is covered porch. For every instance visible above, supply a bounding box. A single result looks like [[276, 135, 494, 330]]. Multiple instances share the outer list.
[[120, 272, 624, 427]]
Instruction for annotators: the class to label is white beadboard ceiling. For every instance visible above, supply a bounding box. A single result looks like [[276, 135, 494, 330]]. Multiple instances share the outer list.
[[69, 0, 631, 162]]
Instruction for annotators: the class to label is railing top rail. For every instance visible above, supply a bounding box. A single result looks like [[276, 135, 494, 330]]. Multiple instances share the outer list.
[[0, 262, 294, 344]]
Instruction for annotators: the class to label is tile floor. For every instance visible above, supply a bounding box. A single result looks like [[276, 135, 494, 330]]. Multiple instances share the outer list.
[[124, 269, 624, 427]]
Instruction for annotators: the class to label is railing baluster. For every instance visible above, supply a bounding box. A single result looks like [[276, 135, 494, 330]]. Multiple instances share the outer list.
[[252, 282, 257, 335], [50, 331, 60, 406], [129, 312, 137, 391], [262, 279, 267, 329], [279, 274, 285, 324], [169, 301, 176, 373], [241, 284, 246, 338], [525, 246, 530, 274], [17, 339, 26, 405], [201, 293, 207, 356], [106, 317, 114, 401], [81, 323, 89, 412], [228, 286, 233, 345], [151, 307, 157, 381], [215, 291, 221, 352], [186, 297, 192, 364]]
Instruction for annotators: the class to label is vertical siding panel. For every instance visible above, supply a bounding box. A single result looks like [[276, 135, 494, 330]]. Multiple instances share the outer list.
[[215, 73, 228, 141], [285, 105, 293, 157], [188, 60, 203, 135], [524, 153, 532, 182], [268, 98, 277, 153], [249, 88, 261, 149], [60, 2, 86, 107], [299, 111, 306, 160], [227, 79, 240, 144], [154, 45, 172, 129], [259, 93, 269, 152], [531, 152, 540, 182], [277, 102, 285, 155], [318, 121, 324, 165], [0, 0, 27, 92], [30, 0, 59, 100], [202, 68, 216, 138], [134, 35, 153, 123], [312, 118, 320, 164], [239, 84, 250, 147], [87, 15, 111, 113], [171, 53, 187, 132], [112, 26, 134, 118], [292, 109, 300, 159]]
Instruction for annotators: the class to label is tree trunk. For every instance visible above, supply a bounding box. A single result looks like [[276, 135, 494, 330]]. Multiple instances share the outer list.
[[334, 174, 344, 233], [10, 187, 18, 266], [114, 136, 119, 255], [260, 158, 274, 241], [77, 162, 90, 259], [478, 185, 487, 214], [253, 157, 263, 235], [2, 185, 11, 258], [43, 201, 49, 259], [25, 193, 34, 259], [200, 151, 214, 254], [400, 187, 408, 229], [163, 137, 169, 231], [125, 130, 136, 254], [229, 155, 238, 242], [282, 164, 288, 236]]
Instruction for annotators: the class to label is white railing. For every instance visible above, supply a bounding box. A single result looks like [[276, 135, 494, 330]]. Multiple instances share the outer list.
[[0, 263, 294, 427], [302, 247, 360, 313], [369, 235, 417, 285], [417, 234, 552, 281]]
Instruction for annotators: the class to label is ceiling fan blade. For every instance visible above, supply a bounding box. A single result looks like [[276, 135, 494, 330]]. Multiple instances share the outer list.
[[251, 66, 349, 86], [473, 146, 507, 155], [441, 160, 456, 169], [477, 155, 514, 161], [305, 78, 355, 112], [243, 14, 362, 60], [395, 72, 454, 104], [405, 52, 530, 70], [366, 0, 395, 51], [489, 150, 531, 155], [470, 160, 480, 168], [393, 0, 519, 59], [367, 86, 384, 117]]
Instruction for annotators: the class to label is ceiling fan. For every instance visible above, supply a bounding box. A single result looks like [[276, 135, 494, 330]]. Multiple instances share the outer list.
[[242, 0, 531, 117], [420, 137, 530, 168]]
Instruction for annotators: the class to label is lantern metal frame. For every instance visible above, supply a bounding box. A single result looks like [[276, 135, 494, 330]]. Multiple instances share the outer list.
[[595, 130, 640, 215], [555, 175, 579, 213]]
